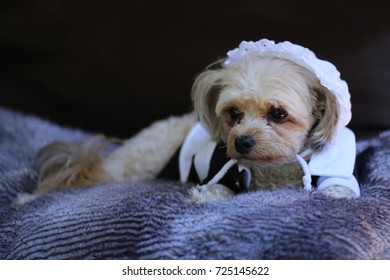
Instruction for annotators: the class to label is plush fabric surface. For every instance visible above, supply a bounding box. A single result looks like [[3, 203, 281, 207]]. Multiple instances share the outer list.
[[1, 107, 390, 259]]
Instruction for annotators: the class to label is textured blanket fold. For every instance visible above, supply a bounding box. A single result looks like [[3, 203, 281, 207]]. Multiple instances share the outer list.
[[1, 107, 390, 259]]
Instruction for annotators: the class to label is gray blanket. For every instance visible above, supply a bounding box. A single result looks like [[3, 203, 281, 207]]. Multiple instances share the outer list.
[[1, 107, 390, 259]]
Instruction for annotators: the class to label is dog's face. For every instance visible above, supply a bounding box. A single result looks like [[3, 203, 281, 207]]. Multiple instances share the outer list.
[[192, 55, 338, 167]]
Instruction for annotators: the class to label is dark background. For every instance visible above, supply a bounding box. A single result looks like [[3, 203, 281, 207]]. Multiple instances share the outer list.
[[1, 0, 390, 138]]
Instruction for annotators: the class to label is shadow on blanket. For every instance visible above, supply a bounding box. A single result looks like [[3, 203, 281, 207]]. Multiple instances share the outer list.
[[1, 107, 390, 259]]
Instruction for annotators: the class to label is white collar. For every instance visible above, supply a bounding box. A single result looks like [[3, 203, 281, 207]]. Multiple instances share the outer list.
[[179, 123, 356, 191]]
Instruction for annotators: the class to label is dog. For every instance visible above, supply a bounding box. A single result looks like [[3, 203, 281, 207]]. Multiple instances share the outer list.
[[16, 39, 360, 204]]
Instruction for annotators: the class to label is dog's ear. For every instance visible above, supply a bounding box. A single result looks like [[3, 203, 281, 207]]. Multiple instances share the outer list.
[[191, 67, 224, 140], [307, 85, 339, 150]]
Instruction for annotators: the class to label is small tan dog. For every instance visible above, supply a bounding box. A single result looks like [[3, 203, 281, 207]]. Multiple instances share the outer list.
[[18, 39, 360, 204]]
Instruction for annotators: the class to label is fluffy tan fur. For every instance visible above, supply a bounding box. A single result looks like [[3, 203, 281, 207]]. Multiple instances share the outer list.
[[16, 113, 197, 205], [36, 135, 110, 194], [21, 54, 346, 204]]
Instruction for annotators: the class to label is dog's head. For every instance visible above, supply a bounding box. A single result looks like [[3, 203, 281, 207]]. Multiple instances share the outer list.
[[192, 54, 338, 167]]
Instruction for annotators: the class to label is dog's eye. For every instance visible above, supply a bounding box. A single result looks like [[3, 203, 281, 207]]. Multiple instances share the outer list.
[[228, 108, 244, 124], [269, 107, 288, 123]]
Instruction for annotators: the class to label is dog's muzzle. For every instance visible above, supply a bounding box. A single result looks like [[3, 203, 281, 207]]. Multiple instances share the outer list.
[[234, 135, 256, 155]]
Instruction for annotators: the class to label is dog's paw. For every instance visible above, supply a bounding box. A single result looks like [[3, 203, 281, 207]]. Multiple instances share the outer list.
[[318, 185, 358, 199], [188, 184, 235, 203]]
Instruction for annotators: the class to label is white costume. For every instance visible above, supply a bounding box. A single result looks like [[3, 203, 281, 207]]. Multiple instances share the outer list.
[[178, 39, 360, 197]]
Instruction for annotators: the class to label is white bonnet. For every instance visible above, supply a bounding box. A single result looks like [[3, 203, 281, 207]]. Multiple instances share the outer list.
[[224, 39, 352, 131]]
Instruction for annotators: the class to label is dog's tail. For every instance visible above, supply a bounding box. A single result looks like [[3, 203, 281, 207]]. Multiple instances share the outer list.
[[35, 136, 113, 194]]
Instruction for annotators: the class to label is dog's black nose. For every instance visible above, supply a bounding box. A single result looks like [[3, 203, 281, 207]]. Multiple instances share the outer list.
[[234, 135, 256, 155]]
